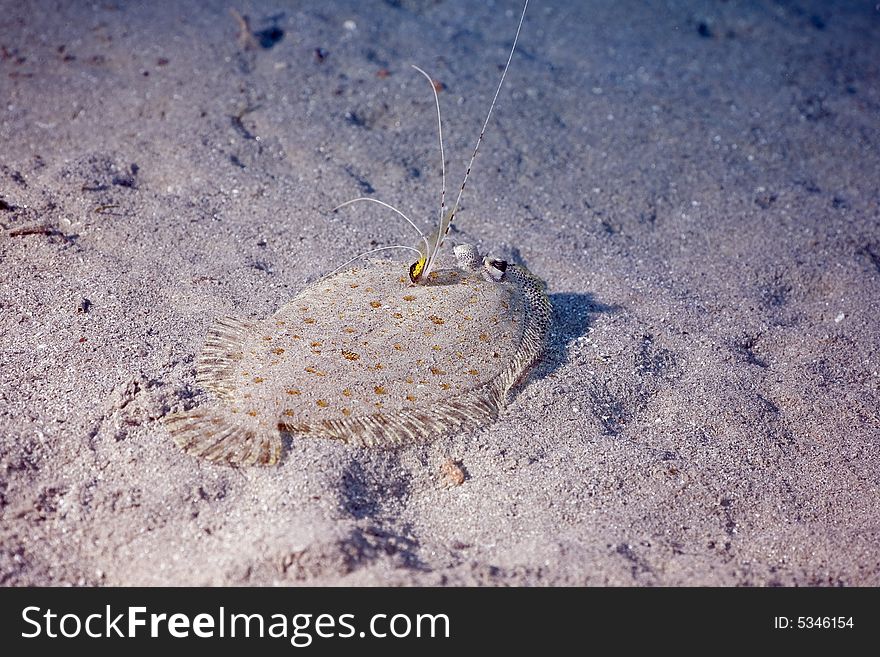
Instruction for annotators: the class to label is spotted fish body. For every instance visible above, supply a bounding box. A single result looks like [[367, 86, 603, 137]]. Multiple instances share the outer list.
[[164, 254, 550, 466]]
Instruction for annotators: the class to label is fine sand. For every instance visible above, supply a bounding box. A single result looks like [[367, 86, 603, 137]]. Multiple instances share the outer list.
[[1, 0, 878, 585]]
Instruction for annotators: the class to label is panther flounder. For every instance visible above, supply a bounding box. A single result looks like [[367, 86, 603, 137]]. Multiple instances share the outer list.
[[163, 247, 550, 466]]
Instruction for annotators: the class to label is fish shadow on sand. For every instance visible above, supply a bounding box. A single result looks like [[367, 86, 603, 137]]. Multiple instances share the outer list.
[[335, 456, 429, 572], [531, 292, 617, 381], [338, 457, 410, 521]]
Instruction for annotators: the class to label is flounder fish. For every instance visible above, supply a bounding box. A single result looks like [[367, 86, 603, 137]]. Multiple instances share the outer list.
[[163, 245, 550, 465]]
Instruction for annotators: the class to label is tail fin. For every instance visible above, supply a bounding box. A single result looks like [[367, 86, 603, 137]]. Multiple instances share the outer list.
[[163, 406, 281, 466]]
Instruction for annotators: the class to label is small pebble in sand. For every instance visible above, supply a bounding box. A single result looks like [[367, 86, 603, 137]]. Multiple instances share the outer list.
[[834, 312, 845, 323], [76, 298, 91, 314], [440, 459, 467, 487]]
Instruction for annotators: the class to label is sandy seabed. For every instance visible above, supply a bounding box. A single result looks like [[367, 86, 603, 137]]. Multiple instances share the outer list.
[[1, 0, 878, 586]]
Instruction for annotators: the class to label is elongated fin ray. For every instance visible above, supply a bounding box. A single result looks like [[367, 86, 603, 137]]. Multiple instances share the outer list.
[[333, 197, 429, 248], [411, 64, 447, 226], [412, 0, 530, 283], [448, 0, 529, 224], [416, 209, 453, 282], [325, 244, 423, 281]]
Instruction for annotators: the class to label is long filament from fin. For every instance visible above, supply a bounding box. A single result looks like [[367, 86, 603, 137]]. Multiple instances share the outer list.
[[420, 209, 452, 281], [324, 244, 423, 279], [411, 64, 447, 226], [333, 197, 430, 254], [448, 0, 529, 222]]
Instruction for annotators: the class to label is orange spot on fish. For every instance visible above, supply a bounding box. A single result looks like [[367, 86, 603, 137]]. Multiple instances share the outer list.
[[342, 350, 360, 361], [403, 295, 416, 302], [374, 386, 386, 395], [429, 315, 444, 325], [430, 367, 446, 376], [272, 347, 285, 355], [253, 377, 264, 383], [316, 399, 329, 408], [342, 388, 352, 397], [304, 318, 316, 324], [369, 300, 382, 309], [286, 388, 301, 395]]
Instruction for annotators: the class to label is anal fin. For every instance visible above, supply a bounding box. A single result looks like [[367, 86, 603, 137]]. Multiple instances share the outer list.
[[163, 406, 281, 466]]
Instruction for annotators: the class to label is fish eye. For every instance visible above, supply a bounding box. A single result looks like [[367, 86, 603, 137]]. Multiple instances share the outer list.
[[409, 260, 424, 283], [483, 257, 508, 282]]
